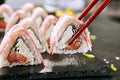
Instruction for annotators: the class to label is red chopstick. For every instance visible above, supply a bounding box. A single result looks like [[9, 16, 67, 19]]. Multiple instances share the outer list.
[[67, 0, 111, 45], [78, 0, 99, 20]]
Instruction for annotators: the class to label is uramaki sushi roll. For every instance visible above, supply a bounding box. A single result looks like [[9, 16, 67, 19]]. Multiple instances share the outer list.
[[5, 10, 27, 33], [22, 3, 35, 16], [19, 17, 46, 53], [31, 7, 48, 28], [0, 25, 44, 68], [0, 4, 13, 29], [49, 14, 92, 54], [40, 15, 58, 52]]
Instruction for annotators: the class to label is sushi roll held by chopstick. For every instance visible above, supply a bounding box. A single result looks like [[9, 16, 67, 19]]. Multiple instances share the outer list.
[[49, 14, 92, 54]]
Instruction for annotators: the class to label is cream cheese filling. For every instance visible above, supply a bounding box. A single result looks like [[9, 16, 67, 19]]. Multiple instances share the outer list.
[[15, 38, 34, 63], [56, 26, 74, 49]]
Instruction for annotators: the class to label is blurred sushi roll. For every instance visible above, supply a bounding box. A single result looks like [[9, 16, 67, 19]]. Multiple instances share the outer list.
[[5, 9, 27, 33], [0, 4, 13, 29], [31, 7, 48, 28], [22, 3, 35, 16]]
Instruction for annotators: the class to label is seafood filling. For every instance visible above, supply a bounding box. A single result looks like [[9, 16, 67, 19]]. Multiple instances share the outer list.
[[7, 38, 35, 66], [56, 25, 82, 50]]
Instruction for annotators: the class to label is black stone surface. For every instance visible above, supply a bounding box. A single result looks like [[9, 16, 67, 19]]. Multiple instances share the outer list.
[[0, 53, 113, 80]]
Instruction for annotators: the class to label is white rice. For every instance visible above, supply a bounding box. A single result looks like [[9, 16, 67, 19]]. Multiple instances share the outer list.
[[53, 26, 92, 54], [0, 55, 10, 68], [9, 38, 40, 67], [27, 29, 46, 53], [46, 24, 54, 40]]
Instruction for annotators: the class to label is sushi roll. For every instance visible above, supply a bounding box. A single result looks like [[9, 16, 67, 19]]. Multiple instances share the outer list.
[[49, 14, 92, 54], [0, 25, 44, 68], [5, 10, 27, 33], [19, 17, 46, 53], [40, 15, 58, 52], [31, 7, 48, 28], [22, 3, 35, 16], [0, 4, 13, 29]]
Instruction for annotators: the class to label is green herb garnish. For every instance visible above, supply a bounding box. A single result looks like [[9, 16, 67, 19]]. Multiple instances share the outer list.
[[0, 17, 4, 20], [111, 64, 117, 72], [82, 52, 95, 59], [72, 26, 77, 34], [13, 40, 19, 51]]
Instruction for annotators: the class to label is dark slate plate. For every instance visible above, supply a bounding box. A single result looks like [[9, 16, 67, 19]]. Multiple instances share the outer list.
[[0, 53, 113, 80]]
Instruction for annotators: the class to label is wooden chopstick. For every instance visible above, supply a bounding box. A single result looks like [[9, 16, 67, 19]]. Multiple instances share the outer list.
[[67, 0, 111, 45], [78, 0, 99, 20]]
